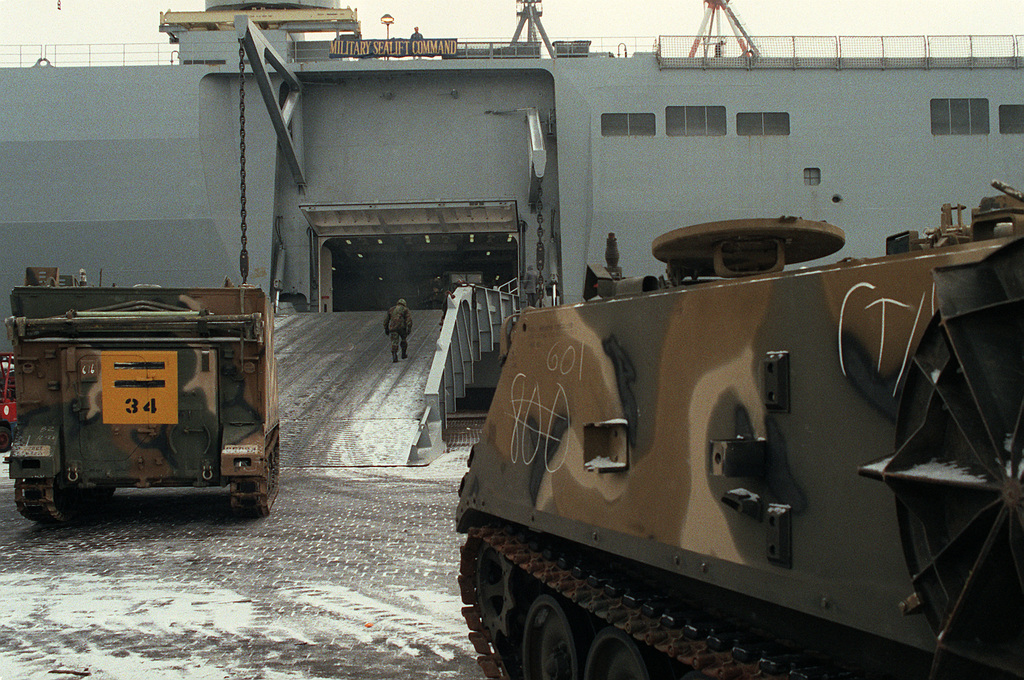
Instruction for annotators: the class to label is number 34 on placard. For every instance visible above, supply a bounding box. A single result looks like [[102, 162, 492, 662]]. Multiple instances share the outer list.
[[124, 397, 159, 415], [100, 351, 178, 425]]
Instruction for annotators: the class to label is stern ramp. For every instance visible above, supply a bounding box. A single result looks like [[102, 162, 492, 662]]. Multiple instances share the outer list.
[[276, 310, 441, 466]]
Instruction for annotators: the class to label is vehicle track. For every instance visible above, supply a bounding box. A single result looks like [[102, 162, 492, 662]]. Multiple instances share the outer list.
[[460, 525, 866, 680]]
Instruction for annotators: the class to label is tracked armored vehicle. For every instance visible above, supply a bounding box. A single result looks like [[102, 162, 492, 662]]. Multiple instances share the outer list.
[[456, 185, 1024, 680], [5, 272, 278, 521]]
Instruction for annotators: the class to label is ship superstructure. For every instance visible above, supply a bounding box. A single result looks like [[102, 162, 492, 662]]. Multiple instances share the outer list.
[[1, 0, 1023, 324]]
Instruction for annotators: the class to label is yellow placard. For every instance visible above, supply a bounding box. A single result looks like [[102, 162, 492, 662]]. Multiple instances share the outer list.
[[101, 350, 178, 425]]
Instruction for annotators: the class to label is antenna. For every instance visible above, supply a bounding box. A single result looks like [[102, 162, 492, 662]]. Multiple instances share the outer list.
[[689, 0, 760, 58]]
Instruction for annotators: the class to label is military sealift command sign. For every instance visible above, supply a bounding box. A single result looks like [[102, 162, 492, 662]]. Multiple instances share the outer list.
[[330, 37, 458, 59]]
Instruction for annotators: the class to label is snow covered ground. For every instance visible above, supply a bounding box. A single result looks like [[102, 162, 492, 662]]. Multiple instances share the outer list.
[[0, 451, 478, 680]]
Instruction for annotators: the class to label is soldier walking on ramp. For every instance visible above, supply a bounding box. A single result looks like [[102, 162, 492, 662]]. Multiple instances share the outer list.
[[384, 298, 413, 362]]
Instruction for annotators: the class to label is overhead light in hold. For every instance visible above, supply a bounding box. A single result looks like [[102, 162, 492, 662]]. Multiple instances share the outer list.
[[424, 234, 430, 243], [378, 277, 383, 281], [469, 234, 475, 242], [486, 251, 491, 256], [507, 234, 514, 242], [345, 239, 352, 245], [357, 253, 364, 258], [377, 238, 383, 245]]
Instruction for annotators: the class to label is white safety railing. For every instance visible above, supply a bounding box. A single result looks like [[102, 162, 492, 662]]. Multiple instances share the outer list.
[[0, 43, 182, 67], [412, 283, 519, 463], [658, 35, 1024, 69], [5, 35, 1022, 68]]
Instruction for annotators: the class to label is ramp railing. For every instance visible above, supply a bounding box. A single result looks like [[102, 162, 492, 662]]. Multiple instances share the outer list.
[[411, 283, 519, 463]]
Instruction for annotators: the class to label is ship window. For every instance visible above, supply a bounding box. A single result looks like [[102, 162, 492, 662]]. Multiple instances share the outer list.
[[736, 112, 790, 136], [930, 98, 989, 135], [666, 106, 726, 136], [601, 113, 655, 136], [804, 168, 821, 186], [999, 105, 1024, 134]]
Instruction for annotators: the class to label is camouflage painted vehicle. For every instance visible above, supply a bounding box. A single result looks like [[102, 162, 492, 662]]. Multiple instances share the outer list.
[[5, 272, 278, 522], [456, 186, 1024, 680]]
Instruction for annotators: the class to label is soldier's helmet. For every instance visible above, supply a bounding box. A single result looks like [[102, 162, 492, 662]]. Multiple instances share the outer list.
[[398, 298, 407, 306]]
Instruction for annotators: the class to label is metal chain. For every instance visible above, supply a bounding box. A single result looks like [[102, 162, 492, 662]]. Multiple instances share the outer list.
[[238, 43, 249, 284], [535, 185, 545, 274]]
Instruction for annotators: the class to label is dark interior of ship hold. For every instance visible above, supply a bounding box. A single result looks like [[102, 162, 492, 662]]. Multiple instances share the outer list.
[[327, 232, 518, 311]]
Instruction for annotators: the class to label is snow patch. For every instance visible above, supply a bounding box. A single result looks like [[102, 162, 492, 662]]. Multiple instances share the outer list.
[[275, 583, 465, 661], [860, 455, 895, 475], [0, 650, 232, 680], [725, 488, 761, 503], [899, 459, 990, 484], [584, 456, 625, 471]]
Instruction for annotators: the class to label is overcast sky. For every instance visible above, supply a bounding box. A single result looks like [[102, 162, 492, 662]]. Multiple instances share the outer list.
[[1, 0, 1023, 46]]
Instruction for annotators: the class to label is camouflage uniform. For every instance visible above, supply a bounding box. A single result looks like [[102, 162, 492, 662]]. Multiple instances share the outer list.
[[523, 265, 539, 308], [384, 298, 413, 362]]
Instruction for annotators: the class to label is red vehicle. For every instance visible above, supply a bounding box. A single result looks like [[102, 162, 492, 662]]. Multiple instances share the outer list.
[[0, 353, 15, 452]]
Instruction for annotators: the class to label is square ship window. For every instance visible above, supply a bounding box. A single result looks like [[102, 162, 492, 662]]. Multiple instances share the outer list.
[[804, 168, 821, 186], [666, 106, 726, 136], [931, 98, 989, 135], [601, 113, 629, 136], [999, 105, 1024, 134], [601, 112, 655, 136], [737, 112, 790, 136]]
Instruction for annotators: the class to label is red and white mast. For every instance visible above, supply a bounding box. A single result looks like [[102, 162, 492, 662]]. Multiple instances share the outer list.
[[689, 0, 760, 58]]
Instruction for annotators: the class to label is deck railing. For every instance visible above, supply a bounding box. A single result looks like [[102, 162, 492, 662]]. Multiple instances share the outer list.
[[0, 43, 182, 67], [4, 35, 1024, 69], [658, 35, 1024, 69]]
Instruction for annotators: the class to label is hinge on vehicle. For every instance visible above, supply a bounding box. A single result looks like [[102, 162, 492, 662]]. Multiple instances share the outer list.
[[767, 503, 792, 568], [763, 351, 790, 412], [583, 419, 629, 472], [709, 438, 766, 477], [721, 488, 763, 519]]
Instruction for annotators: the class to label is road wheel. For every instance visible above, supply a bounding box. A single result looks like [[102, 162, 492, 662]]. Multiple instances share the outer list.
[[0, 425, 11, 453], [475, 543, 516, 638], [523, 594, 589, 680], [583, 626, 671, 680]]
